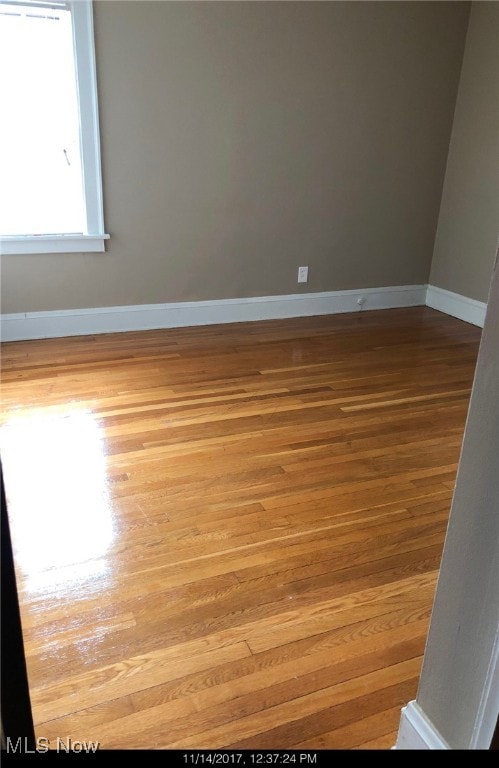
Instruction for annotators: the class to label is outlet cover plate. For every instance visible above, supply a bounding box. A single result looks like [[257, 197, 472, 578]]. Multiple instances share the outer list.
[[298, 266, 309, 283]]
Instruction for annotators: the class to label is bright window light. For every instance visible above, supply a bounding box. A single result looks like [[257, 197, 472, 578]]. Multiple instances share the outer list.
[[0, 0, 108, 253], [0, 410, 114, 593], [0, 2, 84, 234]]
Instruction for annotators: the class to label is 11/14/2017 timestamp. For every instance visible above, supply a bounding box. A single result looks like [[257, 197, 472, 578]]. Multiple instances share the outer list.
[[183, 754, 318, 765]]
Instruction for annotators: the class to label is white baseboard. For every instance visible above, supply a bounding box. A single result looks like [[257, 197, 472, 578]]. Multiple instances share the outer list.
[[426, 284, 486, 328], [470, 628, 499, 749], [0, 285, 426, 342], [395, 701, 450, 750]]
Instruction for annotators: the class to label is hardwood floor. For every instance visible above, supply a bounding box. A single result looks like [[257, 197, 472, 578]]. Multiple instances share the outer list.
[[0, 307, 481, 750]]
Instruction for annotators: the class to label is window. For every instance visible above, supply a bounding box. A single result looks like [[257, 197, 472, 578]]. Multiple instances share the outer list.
[[0, 0, 108, 254]]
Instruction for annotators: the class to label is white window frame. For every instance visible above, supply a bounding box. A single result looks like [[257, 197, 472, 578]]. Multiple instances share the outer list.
[[0, 0, 109, 255]]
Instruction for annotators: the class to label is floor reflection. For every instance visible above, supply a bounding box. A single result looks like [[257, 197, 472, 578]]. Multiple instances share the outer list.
[[0, 410, 114, 593]]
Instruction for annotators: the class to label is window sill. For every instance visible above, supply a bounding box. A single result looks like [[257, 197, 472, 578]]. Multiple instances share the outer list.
[[0, 234, 110, 255]]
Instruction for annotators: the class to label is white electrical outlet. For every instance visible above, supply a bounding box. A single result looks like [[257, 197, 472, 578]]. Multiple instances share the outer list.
[[298, 266, 308, 283]]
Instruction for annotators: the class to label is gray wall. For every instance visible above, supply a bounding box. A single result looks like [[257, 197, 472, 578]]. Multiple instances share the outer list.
[[416, 252, 499, 748], [0, 1, 469, 314], [429, 2, 499, 303]]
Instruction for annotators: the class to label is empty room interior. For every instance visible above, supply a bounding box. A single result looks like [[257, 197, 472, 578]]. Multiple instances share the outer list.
[[1, 0, 498, 753]]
